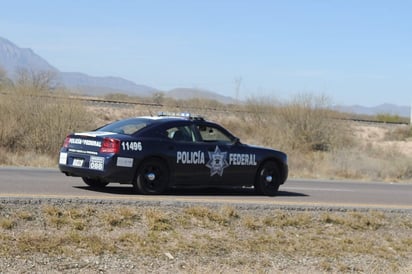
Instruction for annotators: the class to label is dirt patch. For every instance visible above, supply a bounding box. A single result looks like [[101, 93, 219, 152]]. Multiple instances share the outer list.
[[353, 123, 412, 156]]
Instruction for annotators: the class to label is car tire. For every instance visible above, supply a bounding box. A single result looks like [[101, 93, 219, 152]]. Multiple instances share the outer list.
[[134, 159, 169, 194], [254, 161, 280, 196], [82, 177, 109, 188]]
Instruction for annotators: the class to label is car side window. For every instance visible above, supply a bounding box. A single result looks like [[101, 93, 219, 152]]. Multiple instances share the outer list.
[[166, 126, 196, 142], [197, 125, 232, 143]]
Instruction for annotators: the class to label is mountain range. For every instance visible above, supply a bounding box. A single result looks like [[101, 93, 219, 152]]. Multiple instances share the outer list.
[[0, 36, 155, 96], [0, 36, 235, 103], [0, 36, 409, 116]]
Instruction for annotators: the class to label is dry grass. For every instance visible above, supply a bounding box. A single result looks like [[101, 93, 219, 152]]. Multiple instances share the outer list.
[[0, 203, 411, 273], [0, 87, 96, 159], [0, 87, 95, 167]]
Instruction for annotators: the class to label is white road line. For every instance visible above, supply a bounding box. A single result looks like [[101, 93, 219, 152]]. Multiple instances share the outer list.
[[283, 187, 355, 192]]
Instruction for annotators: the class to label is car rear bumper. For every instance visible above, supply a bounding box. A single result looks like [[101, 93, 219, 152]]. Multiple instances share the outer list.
[[58, 151, 135, 183]]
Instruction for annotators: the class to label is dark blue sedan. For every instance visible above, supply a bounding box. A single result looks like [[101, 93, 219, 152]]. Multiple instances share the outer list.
[[59, 113, 288, 196]]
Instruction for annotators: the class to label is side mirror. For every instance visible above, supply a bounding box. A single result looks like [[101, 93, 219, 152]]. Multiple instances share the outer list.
[[232, 137, 241, 145]]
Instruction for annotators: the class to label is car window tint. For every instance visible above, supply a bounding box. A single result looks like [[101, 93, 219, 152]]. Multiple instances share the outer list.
[[119, 124, 147, 135], [197, 125, 232, 142], [98, 119, 149, 135], [166, 126, 195, 142]]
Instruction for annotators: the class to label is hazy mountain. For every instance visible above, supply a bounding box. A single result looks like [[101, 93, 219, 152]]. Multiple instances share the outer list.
[[58, 72, 155, 97], [167, 88, 237, 104], [0, 37, 58, 76], [0, 36, 155, 96]]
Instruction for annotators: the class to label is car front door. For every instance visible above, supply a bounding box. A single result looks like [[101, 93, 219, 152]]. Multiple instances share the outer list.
[[195, 123, 257, 186]]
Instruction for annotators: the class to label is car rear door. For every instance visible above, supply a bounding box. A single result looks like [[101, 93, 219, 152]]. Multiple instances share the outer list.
[[162, 124, 212, 186]]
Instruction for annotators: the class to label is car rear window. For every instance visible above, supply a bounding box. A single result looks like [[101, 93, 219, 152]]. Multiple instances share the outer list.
[[97, 118, 153, 135]]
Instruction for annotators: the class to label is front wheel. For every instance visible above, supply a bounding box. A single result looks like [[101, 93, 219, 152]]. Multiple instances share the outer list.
[[134, 159, 169, 195], [82, 177, 109, 188], [254, 161, 281, 196]]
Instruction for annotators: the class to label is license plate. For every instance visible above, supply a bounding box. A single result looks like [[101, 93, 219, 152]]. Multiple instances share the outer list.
[[89, 156, 105, 171], [72, 158, 84, 167], [59, 152, 68, 165]]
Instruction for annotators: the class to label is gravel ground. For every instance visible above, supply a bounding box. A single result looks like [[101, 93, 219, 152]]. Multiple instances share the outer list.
[[0, 198, 411, 273]]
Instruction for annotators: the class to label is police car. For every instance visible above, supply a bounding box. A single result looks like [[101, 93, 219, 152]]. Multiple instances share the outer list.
[[59, 113, 288, 196]]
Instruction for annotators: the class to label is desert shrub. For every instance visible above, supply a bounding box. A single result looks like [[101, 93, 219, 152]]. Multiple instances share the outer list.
[[104, 93, 145, 102], [384, 125, 412, 141], [230, 94, 352, 153], [277, 94, 352, 152], [0, 66, 13, 90], [243, 96, 280, 123], [376, 113, 405, 124], [0, 87, 95, 156], [164, 97, 225, 111], [213, 97, 278, 145]]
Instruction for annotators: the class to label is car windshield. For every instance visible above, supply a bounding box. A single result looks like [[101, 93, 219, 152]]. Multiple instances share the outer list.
[[97, 118, 152, 135]]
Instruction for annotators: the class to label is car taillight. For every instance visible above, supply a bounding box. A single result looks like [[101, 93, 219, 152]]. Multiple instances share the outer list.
[[100, 138, 120, 154], [63, 136, 70, 148]]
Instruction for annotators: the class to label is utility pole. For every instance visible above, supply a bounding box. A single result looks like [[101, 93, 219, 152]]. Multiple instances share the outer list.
[[410, 102, 412, 125], [234, 76, 242, 103]]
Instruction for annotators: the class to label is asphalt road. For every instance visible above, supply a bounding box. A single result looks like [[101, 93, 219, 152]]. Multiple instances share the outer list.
[[0, 167, 411, 210]]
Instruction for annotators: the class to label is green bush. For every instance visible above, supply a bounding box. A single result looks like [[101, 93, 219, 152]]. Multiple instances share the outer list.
[[376, 113, 405, 123]]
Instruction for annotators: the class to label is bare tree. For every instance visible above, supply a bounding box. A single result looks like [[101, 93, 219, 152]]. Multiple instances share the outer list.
[[152, 91, 165, 105], [15, 68, 57, 92], [0, 66, 12, 90], [234, 76, 242, 102]]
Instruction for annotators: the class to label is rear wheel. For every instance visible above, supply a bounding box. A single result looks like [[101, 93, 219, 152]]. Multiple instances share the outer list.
[[82, 177, 109, 188], [134, 159, 169, 194], [254, 161, 281, 196]]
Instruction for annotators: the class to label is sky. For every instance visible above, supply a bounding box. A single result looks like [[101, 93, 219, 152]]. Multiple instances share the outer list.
[[0, 0, 411, 106]]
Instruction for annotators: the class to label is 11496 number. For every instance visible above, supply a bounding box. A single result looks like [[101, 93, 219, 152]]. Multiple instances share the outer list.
[[121, 141, 142, 151]]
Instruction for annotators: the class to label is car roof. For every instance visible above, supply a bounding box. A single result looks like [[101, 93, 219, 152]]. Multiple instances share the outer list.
[[135, 113, 206, 124]]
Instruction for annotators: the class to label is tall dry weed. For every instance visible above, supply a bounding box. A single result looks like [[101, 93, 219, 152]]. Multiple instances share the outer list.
[[0, 87, 95, 156], [277, 94, 352, 152], [222, 94, 352, 153]]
